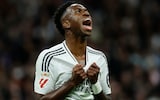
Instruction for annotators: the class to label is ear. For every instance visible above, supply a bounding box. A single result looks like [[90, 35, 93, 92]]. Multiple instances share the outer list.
[[62, 20, 70, 29]]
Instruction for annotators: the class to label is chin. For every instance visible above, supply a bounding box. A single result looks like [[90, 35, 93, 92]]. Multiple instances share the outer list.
[[81, 26, 92, 35], [83, 32, 92, 37]]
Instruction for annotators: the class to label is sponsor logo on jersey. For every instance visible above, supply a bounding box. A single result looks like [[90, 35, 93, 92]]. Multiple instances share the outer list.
[[39, 78, 48, 88]]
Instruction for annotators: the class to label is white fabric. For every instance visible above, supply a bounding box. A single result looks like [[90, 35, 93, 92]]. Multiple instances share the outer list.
[[34, 40, 111, 99], [91, 81, 102, 95]]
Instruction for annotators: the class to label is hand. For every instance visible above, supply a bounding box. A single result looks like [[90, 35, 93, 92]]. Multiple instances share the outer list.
[[69, 64, 87, 85], [87, 63, 100, 84]]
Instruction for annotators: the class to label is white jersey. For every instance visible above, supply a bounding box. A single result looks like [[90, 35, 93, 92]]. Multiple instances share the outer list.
[[34, 41, 111, 100]]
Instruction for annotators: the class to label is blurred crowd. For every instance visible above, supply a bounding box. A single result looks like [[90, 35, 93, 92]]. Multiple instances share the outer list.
[[0, 0, 160, 100]]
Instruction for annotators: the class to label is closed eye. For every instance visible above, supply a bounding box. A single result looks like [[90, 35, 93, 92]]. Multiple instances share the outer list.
[[75, 8, 82, 13]]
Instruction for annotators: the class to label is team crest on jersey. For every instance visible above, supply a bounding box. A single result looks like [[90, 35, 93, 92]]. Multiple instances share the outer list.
[[41, 72, 50, 77]]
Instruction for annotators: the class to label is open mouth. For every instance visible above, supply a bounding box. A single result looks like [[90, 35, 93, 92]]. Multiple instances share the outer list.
[[82, 19, 92, 26], [82, 18, 92, 31]]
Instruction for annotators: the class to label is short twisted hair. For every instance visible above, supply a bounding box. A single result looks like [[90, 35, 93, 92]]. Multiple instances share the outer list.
[[53, 1, 77, 36]]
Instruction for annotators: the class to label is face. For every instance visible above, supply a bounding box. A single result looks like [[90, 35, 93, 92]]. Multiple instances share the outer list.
[[63, 4, 92, 36]]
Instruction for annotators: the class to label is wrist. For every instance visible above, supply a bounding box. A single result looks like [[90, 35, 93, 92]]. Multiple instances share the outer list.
[[66, 80, 76, 88], [91, 81, 102, 95]]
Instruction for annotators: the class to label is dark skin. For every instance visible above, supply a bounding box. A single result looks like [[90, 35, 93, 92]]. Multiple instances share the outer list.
[[36, 3, 111, 100]]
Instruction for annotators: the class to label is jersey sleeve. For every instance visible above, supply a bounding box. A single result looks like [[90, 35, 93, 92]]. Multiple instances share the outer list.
[[99, 55, 111, 95], [34, 50, 55, 95]]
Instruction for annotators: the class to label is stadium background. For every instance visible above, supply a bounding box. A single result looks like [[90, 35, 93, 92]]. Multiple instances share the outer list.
[[0, 0, 160, 100]]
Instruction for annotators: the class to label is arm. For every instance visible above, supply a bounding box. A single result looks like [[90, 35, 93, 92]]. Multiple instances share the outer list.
[[35, 87, 111, 100], [87, 63, 111, 100], [36, 64, 87, 100], [94, 92, 111, 100], [39, 80, 76, 100]]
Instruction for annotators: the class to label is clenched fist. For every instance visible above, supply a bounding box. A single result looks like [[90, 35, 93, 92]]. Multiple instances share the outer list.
[[70, 64, 87, 85], [87, 63, 100, 84]]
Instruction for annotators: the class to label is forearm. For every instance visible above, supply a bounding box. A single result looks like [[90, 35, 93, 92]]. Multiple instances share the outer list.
[[94, 92, 111, 100], [91, 81, 111, 100], [40, 80, 75, 100]]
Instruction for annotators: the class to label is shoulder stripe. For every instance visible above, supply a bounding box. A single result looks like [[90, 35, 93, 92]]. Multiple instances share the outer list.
[[46, 51, 66, 72], [46, 56, 53, 72], [42, 47, 63, 71], [44, 49, 64, 71], [43, 50, 66, 72], [42, 47, 66, 72]]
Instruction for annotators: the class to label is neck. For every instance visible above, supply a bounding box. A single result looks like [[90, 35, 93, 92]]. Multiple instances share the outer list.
[[65, 34, 87, 57]]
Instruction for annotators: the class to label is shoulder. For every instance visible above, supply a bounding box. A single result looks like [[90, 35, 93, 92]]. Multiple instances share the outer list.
[[40, 43, 64, 55], [38, 42, 64, 58], [87, 46, 108, 61], [87, 46, 105, 56], [35, 42, 65, 72]]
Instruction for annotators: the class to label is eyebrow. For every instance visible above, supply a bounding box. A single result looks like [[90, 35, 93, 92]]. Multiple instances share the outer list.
[[72, 6, 88, 13]]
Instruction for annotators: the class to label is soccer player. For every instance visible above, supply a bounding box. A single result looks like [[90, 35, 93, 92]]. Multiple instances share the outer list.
[[34, 1, 111, 100]]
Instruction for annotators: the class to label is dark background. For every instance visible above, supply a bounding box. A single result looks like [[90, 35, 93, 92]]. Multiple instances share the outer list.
[[0, 0, 160, 100]]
